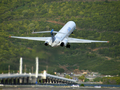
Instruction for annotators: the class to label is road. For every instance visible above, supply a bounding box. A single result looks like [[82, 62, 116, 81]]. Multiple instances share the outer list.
[[1, 87, 120, 90]]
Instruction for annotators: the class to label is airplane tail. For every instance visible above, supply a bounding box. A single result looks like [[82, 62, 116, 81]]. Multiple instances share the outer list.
[[51, 29, 55, 43], [32, 29, 56, 43]]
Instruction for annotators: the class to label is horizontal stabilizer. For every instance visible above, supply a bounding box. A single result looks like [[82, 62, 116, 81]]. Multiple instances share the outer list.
[[32, 31, 66, 34], [32, 31, 58, 34]]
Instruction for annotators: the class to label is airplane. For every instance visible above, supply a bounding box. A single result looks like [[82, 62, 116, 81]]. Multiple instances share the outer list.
[[9, 21, 109, 48]]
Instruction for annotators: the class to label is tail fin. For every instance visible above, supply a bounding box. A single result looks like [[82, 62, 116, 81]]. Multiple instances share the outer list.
[[51, 29, 55, 43]]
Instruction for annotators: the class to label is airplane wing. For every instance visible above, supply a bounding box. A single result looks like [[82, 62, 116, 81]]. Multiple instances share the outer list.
[[68, 37, 109, 43], [10, 36, 51, 41]]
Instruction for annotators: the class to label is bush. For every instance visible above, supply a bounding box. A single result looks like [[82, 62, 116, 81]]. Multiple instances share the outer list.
[[80, 84, 84, 86]]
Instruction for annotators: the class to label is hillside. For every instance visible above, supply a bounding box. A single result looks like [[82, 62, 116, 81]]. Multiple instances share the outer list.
[[0, 0, 120, 75]]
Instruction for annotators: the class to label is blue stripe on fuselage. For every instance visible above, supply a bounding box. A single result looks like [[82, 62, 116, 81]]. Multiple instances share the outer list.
[[67, 27, 71, 32]]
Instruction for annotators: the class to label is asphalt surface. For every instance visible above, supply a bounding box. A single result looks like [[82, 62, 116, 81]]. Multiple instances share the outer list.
[[0, 87, 120, 90]]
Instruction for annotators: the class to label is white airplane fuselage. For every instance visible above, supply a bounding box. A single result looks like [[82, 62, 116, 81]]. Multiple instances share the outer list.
[[47, 21, 76, 47], [10, 21, 108, 48]]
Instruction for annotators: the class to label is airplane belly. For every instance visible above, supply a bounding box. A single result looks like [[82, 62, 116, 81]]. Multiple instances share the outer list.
[[48, 40, 52, 45]]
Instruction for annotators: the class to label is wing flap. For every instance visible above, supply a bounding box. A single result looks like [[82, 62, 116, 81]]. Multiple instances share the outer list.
[[10, 36, 51, 41], [68, 37, 109, 43]]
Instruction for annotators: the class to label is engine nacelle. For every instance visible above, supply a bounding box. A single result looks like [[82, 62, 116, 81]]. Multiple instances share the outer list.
[[60, 39, 68, 47], [44, 42, 48, 46], [44, 39, 51, 46]]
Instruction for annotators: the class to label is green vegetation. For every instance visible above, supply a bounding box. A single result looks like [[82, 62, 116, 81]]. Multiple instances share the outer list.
[[78, 75, 85, 81], [78, 75, 89, 82], [65, 75, 73, 79], [84, 78, 89, 82], [0, 0, 120, 75], [103, 77, 120, 85], [93, 77, 103, 82], [94, 77, 120, 85], [80, 84, 84, 86]]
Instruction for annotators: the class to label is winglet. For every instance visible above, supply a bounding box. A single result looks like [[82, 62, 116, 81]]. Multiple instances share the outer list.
[[9, 36, 11, 38], [107, 41, 109, 43]]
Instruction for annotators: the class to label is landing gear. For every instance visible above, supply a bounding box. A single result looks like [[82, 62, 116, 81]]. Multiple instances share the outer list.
[[66, 44, 70, 48]]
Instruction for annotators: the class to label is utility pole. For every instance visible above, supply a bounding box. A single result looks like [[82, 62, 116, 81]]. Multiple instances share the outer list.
[[19, 57, 22, 74], [24, 64, 26, 73], [35, 57, 39, 78], [35, 57, 39, 84], [46, 65, 48, 72], [8, 65, 10, 74], [32, 66, 33, 73]]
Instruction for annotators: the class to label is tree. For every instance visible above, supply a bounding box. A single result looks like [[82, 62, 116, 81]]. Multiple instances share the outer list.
[[27, 23, 35, 34], [22, 10, 29, 17], [65, 75, 72, 79], [78, 75, 85, 82]]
